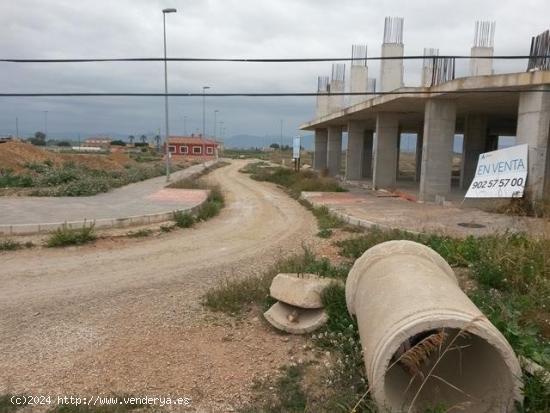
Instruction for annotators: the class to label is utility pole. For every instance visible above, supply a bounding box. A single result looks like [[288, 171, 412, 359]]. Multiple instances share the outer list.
[[44, 111, 48, 137], [213, 109, 219, 139], [202, 86, 210, 138], [279, 119, 283, 150], [162, 7, 177, 182]]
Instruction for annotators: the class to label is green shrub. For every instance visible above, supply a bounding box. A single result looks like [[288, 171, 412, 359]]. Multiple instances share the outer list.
[[0, 171, 33, 187], [317, 228, 333, 238], [173, 211, 195, 228], [0, 239, 23, 251], [46, 224, 97, 247]]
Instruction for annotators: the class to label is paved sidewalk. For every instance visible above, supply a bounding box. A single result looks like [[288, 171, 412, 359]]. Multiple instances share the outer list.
[[0, 161, 217, 229], [302, 190, 548, 238]]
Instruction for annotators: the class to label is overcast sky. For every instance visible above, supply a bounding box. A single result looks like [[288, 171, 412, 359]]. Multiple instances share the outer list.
[[0, 0, 548, 140]]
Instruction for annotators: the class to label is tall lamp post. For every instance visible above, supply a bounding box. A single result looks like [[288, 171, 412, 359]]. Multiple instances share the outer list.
[[44, 111, 48, 137], [162, 7, 177, 182], [202, 86, 210, 138], [213, 109, 219, 139]]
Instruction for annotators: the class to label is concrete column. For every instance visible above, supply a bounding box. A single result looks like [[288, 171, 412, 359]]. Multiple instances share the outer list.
[[316, 95, 329, 118], [415, 130, 423, 182], [470, 47, 494, 77], [373, 113, 399, 188], [326, 126, 343, 176], [328, 81, 345, 113], [362, 130, 374, 179], [345, 121, 366, 180], [460, 114, 488, 189], [313, 128, 328, 171], [419, 99, 457, 202], [516, 86, 550, 201], [380, 44, 404, 92], [350, 66, 369, 106]]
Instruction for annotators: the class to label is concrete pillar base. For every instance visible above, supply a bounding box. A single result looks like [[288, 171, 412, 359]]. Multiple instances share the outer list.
[[419, 99, 457, 202], [460, 114, 488, 189], [516, 86, 550, 201], [373, 113, 399, 188], [313, 129, 328, 171], [362, 130, 374, 179], [327, 126, 343, 176], [346, 121, 367, 180]]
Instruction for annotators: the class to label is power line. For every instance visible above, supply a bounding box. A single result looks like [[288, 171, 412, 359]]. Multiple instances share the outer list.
[[0, 55, 548, 64], [0, 90, 548, 97]]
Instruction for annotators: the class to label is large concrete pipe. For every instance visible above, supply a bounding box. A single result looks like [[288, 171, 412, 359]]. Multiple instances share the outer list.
[[345, 240, 522, 412]]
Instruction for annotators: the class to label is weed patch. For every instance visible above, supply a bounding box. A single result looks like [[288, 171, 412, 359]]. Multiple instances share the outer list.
[[46, 224, 97, 247], [0, 239, 23, 251], [173, 211, 195, 228], [242, 162, 345, 199], [203, 248, 349, 315], [126, 229, 153, 238]]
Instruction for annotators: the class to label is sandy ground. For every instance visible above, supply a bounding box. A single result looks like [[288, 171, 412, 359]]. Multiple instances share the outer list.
[[0, 160, 319, 412]]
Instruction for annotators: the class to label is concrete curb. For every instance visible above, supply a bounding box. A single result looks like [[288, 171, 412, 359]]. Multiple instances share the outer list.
[[0, 160, 221, 236]]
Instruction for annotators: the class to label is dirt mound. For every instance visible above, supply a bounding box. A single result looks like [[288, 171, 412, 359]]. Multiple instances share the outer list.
[[0, 141, 136, 173], [0, 141, 62, 172]]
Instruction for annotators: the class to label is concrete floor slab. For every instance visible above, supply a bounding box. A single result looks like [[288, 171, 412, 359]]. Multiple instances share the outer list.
[[302, 189, 548, 238]]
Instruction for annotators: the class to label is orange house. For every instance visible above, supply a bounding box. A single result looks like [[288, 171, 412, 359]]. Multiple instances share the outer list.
[[166, 135, 218, 158]]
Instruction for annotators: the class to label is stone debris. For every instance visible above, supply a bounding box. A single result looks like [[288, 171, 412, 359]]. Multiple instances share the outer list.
[[269, 273, 335, 309], [264, 302, 328, 335], [264, 273, 337, 334]]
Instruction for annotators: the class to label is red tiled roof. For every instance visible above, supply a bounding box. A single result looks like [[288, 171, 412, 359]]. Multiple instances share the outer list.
[[168, 136, 218, 145]]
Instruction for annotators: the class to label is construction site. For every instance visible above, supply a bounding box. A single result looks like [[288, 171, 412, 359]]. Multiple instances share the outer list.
[[302, 18, 550, 204], [1, 4, 549, 413]]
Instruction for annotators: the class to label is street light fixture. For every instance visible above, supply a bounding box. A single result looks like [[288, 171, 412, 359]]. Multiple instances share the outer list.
[[162, 7, 177, 182], [202, 86, 210, 138]]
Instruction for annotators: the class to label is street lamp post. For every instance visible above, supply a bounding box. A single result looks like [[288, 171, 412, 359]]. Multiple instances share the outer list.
[[162, 7, 177, 182], [213, 109, 219, 139], [202, 86, 210, 138], [44, 111, 48, 137]]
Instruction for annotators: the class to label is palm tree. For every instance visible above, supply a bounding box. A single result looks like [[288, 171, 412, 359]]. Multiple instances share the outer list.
[[154, 135, 161, 149], [128, 135, 135, 145], [140, 134, 147, 144]]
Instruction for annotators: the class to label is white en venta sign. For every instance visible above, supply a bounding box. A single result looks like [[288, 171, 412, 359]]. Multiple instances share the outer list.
[[465, 144, 528, 198]]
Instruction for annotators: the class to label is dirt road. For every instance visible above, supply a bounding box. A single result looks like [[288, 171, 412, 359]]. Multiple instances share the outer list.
[[0, 160, 317, 411]]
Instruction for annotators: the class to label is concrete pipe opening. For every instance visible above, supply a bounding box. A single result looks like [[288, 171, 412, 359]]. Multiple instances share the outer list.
[[345, 240, 522, 413]]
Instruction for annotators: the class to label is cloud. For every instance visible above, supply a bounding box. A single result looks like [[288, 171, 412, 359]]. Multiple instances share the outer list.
[[0, 0, 547, 138]]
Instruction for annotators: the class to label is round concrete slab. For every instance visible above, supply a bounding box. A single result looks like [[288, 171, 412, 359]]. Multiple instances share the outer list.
[[269, 273, 336, 309], [263, 301, 328, 335]]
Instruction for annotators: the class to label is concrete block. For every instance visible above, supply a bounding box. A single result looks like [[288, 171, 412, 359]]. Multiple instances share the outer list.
[[270, 273, 335, 309], [263, 302, 328, 335], [470, 47, 494, 77]]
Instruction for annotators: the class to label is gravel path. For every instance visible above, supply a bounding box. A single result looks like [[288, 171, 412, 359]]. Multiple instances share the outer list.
[[0, 160, 318, 412]]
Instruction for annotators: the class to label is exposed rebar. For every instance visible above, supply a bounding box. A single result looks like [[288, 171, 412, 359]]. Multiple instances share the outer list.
[[351, 44, 368, 66], [383, 17, 404, 44]]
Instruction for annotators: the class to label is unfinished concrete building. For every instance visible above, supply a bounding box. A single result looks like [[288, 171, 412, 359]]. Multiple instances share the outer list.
[[303, 19, 550, 203]]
